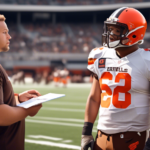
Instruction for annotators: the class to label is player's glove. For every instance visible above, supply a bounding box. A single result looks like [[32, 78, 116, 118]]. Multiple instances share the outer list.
[[81, 122, 94, 150], [143, 138, 150, 150], [81, 135, 94, 150]]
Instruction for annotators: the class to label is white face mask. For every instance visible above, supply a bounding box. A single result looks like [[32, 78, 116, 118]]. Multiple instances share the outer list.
[[109, 40, 120, 48], [107, 26, 145, 49]]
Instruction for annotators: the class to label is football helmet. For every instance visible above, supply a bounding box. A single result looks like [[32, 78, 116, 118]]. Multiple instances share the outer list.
[[102, 7, 147, 48]]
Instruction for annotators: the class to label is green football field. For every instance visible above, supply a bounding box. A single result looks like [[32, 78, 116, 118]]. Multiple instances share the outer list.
[[13, 83, 98, 150]]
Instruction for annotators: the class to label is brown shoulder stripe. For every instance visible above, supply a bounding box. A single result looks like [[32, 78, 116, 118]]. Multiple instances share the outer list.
[[88, 58, 97, 65]]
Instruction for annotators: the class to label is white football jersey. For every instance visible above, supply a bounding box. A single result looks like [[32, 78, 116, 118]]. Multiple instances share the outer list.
[[87, 47, 150, 134]]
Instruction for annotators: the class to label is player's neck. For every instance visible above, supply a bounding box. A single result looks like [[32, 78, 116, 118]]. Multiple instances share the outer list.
[[115, 44, 139, 58]]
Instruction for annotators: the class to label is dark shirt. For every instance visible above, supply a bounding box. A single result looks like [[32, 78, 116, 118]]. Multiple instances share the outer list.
[[0, 65, 25, 150]]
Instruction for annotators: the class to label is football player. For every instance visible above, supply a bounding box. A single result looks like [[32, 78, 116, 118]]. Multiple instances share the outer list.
[[81, 7, 150, 150]]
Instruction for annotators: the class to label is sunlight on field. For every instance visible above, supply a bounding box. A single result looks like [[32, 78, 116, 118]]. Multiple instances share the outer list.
[[13, 83, 98, 150]]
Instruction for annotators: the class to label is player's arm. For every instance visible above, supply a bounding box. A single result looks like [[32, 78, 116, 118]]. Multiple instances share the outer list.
[[81, 76, 101, 150], [81, 47, 103, 150], [84, 76, 101, 123]]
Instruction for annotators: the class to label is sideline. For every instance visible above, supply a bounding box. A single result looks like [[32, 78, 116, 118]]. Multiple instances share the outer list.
[[12, 82, 92, 89]]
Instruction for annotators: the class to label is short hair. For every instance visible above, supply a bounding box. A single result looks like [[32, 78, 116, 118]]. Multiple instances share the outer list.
[[0, 15, 5, 21]]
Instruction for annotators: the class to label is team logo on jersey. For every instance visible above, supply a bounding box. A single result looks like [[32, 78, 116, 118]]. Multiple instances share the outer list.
[[98, 58, 106, 68], [128, 141, 139, 150]]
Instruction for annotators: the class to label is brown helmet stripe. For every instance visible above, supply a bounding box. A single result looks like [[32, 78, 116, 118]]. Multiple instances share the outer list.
[[110, 7, 128, 19], [115, 7, 128, 18]]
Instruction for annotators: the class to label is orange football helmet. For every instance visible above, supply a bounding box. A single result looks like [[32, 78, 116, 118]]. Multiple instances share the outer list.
[[102, 7, 147, 48]]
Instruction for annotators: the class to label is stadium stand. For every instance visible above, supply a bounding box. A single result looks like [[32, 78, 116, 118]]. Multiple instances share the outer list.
[[5, 22, 150, 58], [8, 23, 101, 55], [0, 1, 149, 80], [0, 0, 148, 5]]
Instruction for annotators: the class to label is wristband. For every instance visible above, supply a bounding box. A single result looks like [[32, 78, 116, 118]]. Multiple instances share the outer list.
[[14, 93, 20, 102], [82, 122, 93, 135]]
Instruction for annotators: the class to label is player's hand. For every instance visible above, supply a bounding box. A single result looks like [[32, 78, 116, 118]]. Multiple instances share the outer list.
[[81, 135, 94, 150], [19, 90, 41, 103], [26, 104, 42, 117]]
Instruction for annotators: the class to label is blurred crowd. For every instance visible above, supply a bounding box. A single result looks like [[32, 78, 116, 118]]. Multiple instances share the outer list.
[[0, 0, 148, 5], [7, 23, 150, 55], [8, 23, 102, 54]]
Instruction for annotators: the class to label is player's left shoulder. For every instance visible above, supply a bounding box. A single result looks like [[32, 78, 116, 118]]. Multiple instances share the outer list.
[[144, 48, 150, 51], [88, 47, 105, 58], [88, 47, 104, 65], [139, 48, 150, 66], [140, 48, 150, 61]]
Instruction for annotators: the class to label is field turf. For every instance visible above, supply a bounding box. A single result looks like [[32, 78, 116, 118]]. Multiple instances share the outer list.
[[13, 83, 98, 150]]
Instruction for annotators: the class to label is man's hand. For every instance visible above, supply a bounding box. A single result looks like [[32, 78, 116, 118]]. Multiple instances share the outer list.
[[26, 104, 42, 117], [19, 90, 41, 103], [81, 135, 94, 150]]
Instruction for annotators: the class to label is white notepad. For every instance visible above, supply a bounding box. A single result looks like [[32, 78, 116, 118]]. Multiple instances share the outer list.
[[17, 93, 65, 109]]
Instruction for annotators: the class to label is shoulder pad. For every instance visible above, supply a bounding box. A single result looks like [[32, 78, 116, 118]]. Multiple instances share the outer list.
[[88, 47, 106, 65]]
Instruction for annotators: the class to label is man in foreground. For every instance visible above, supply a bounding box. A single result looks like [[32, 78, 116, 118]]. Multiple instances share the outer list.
[[0, 15, 42, 150], [81, 7, 150, 150]]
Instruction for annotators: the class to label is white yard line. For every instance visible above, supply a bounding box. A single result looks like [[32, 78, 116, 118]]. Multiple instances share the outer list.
[[46, 102, 86, 106], [63, 140, 73, 143], [28, 135, 73, 143], [33, 116, 98, 123], [26, 119, 97, 133], [93, 129, 97, 133], [28, 135, 63, 141], [42, 107, 85, 112], [33, 116, 84, 123], [25, 139, 81, 150], [26, 119, 84, 127]]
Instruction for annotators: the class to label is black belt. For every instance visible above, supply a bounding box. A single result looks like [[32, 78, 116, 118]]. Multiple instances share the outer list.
[[99, 130, 112, 141]]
